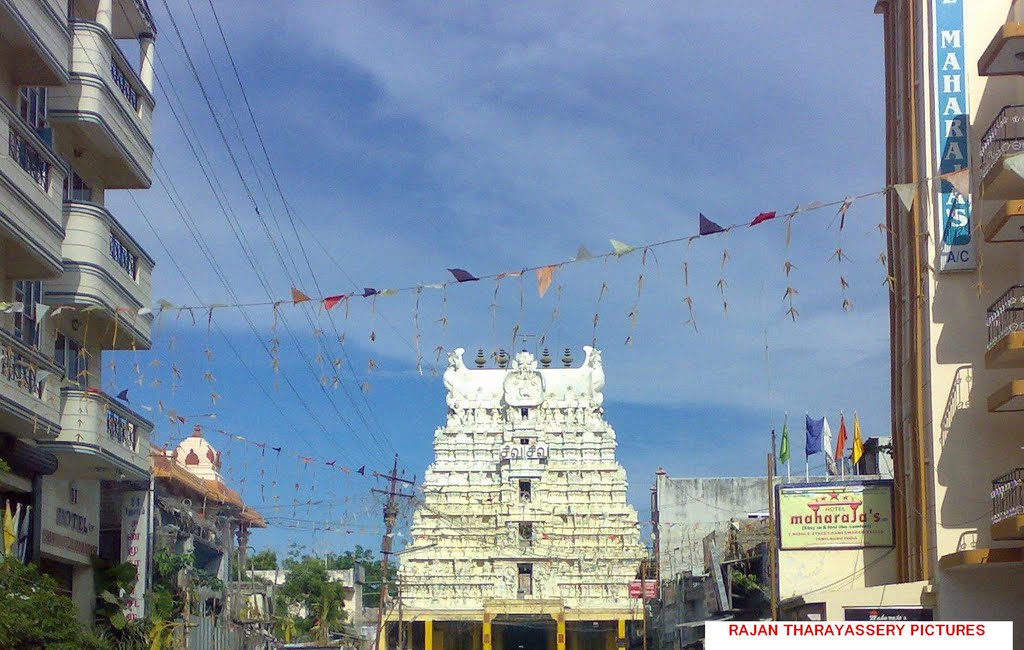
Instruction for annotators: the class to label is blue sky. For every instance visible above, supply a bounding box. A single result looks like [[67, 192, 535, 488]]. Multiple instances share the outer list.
[[106, 2, 889, 557]]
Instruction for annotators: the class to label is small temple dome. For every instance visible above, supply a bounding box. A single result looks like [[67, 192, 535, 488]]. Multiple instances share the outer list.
[[174, 424, 224, 483]]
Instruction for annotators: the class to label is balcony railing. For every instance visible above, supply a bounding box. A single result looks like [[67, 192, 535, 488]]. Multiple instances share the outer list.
[[981, 105, 1024, 179], [109, 232, 138, 279], [107, 407, 139, 453], [0, 332, 45, 400], [986, 285, 1024, 350], [110, 57, 139, 111], [993, 468, 1024, 525], [8, 127, 50, 191]]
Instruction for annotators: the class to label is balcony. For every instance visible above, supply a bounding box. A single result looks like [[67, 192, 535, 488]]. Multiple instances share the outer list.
[[992, 468, 1024, 540], [979, 21, 1024, 76], [0, 98, 67, 278], [980, 106, 1024, 199], [0, 327, 62, 440], [985, 286, 1024, 369], [44, 200, 154, 350], [984, 199, 1024, 243], [0, 0, 70, 86], [47, 21, 154, 189], [37, 387, 152, 480]]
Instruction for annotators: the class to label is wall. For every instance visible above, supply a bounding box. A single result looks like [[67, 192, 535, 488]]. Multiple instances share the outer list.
[[779, 547, 898, 600], [654, 476, 769, 577]]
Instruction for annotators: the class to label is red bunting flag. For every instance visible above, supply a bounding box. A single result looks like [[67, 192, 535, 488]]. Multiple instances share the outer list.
[[835, 414, 849, 460], [323, 294, 348, 311], [291, 287, 312, 304], [750, 211, 777, 227]]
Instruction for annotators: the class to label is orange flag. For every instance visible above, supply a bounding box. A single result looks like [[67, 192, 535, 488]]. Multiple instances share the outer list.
[[835, 413, 849, 460], [291, 287, 312, 304], [536, 265, 556, 298]]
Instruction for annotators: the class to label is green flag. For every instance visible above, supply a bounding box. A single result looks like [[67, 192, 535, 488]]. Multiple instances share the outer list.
[[779, 415, 790, 463]]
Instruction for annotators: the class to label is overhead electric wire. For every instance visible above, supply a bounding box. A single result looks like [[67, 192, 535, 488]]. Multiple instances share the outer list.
[[156, 0, 396, 458], [199, 0, 404, 436]]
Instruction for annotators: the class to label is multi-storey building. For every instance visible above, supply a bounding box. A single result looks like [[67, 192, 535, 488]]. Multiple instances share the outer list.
[[393, 347, 646, 650], [771, 0, 1024, 640], [0, 0, 156, 624]]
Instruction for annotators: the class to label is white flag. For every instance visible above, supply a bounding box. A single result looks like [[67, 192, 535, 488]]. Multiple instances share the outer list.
[[823, 417, 837, 476]]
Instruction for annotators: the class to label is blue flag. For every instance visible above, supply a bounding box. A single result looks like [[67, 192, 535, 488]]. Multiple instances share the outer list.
[[805, 414, 824, 456]]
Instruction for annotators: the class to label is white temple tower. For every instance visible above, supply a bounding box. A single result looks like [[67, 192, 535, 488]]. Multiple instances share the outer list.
[[392, 347, 646, 650]]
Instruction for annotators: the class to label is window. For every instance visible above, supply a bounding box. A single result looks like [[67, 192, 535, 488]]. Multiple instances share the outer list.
[[13, 281, 41, 348], [18, 87, 47, 130], [64, 169, 93, 202], [519, 480, 532, 502], [517, 563, 533, 596], [520, 407, 529, 419], [519, 438, 530, 445], [55, 333, 88, 385], [518, 522, 533, 545]]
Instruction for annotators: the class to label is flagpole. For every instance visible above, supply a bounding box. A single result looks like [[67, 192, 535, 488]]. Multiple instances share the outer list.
[[805, 412, 809, 481]]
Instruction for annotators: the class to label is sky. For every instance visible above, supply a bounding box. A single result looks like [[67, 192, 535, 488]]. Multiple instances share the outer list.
[[106, 1, 889, 558]]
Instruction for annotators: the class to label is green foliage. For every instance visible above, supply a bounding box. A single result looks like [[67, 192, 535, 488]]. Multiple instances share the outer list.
[[248, 549, 278, 571], [278, 555, 349, 642], [0, 457, 11, 473], [730, 569, 767, 596], [0, 557, 108, 649]]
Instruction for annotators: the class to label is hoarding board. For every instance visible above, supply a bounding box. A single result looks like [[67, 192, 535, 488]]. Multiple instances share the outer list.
[[777, 481, 894, 550]]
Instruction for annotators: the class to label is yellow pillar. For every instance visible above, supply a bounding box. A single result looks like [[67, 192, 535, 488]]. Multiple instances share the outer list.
[[618, 619, 627, 648], [557, 614, 566, 650], [378, 621, 388, 650], [425, 619, 433, 650], [483, 612, 493, 650]]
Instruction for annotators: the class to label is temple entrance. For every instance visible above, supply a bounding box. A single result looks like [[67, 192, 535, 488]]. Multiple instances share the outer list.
[[495, 615, 555, 650]]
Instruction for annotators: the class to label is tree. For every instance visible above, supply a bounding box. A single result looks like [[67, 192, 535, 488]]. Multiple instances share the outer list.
[[278, 556, 348, 641], [248, 549, 278, 571], [0, 557, 107, 649]]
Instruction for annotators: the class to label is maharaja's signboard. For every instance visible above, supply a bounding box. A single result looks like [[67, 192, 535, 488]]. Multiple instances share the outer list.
[[777, 481, 894, 550]]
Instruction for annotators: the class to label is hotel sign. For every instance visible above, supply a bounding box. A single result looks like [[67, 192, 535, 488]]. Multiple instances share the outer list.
[[933, 0, 974, 271], [777, 481, 894, 550]]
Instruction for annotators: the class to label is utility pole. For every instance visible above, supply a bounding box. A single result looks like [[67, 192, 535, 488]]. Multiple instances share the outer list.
[[767, 452, 779, 621], [641, 555, 648, 650], [372, 455, 415, 650]]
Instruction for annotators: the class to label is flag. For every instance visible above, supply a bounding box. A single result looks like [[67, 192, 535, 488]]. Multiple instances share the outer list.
[[609, 239, 636, 257], [2, 502, 15, 555], [323, 294, 348, 311], [290, 287, 312, 304], [536, 265, 556, 298], [357, 465, 366, 476], [447, 268, 478, 283], [750, 211, 777, 227], [779, 415, 790, 464], [362, 288, 379, 298], [823, 417, 837, 476], [852, 412, 865, 465], [116, 389, 129, 402], [805, 415, 824, 456], [835, 414, 849, 461], [699, 213, 725, 236]]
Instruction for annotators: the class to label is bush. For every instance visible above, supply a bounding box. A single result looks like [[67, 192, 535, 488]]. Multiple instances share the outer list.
[[0, 557, 108, 649]]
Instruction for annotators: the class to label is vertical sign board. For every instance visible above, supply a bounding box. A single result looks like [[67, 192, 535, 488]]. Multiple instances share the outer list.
[[934, 0, 974, 271], [121, 491, 149, 621]]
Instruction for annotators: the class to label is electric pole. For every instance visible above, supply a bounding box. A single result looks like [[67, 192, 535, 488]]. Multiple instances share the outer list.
[[372, 454, 415, 650]]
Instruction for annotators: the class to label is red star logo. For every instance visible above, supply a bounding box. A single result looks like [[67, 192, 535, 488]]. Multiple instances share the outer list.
[[828, 491, 841, 501]]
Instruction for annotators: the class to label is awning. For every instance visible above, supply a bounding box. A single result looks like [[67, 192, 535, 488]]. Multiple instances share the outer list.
[[0, 434, 58, 476]]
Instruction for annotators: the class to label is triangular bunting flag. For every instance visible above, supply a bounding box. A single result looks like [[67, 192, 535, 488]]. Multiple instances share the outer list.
[[750, 211, 777, 227], [838, 196, 854, 231], [536, 265, 556, 298], [447, 268, 479, 283], [362, 288, 379, 298], [699, 213, 725, 236], [291, 287, 312, 304], [138, 307, 153, 316], [379, 288, 398, 297], [357, 465, 366, 476], [575, 245, 593, 261], [941, 168, 971, 196], [893, 183, 917, 212], [1004, 153, 1024, 181], [609, 239, 636, 257], [116, 389, 130, 402], [36, 304, 50, 322], [323, 294, 348, 311]]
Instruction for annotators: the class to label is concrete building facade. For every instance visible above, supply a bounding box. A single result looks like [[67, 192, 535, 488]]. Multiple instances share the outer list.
[[0, 0, 158, 625], [394, 347, 646, 650]]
